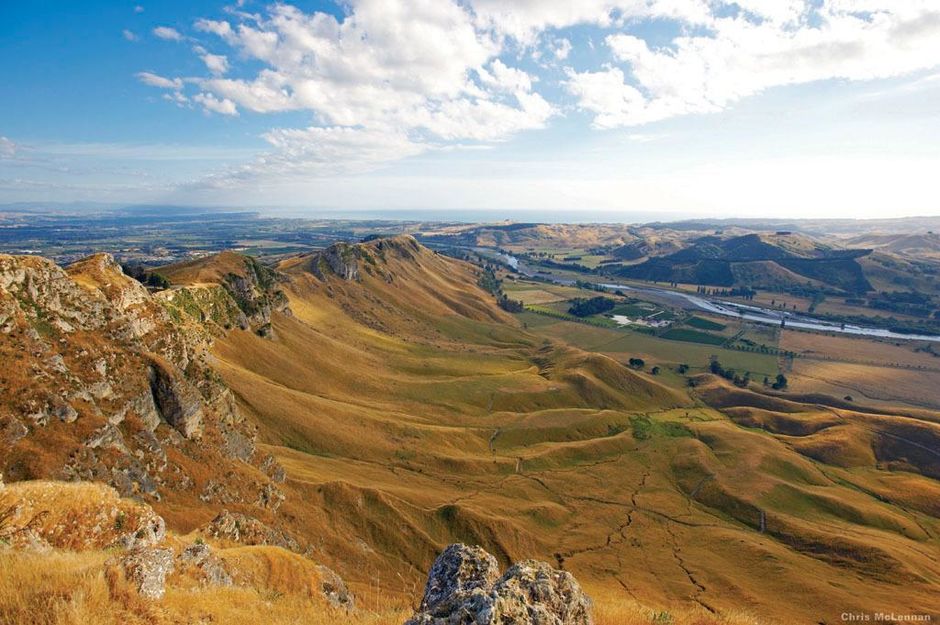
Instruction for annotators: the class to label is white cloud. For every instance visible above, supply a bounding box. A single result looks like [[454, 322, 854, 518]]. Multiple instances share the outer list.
[[567, 1, 940, 127], [200, 52, 228, 75], [153, 26, 182, 41], [178, 0, 554, 181], [163, 91, 190, 107], [193, 93, 238, 116], [0, 137, 16, 159], [553, 38, 572, 60], [135, 72, 183, 90], [478, 59, 534, 93], [468, 0, 712, 45], [134, 5, 144, 14], [123, 29, 139, 42], [132, 0, 940, 191]]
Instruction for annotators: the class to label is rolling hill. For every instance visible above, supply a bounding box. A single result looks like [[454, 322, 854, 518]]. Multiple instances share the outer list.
[[2, 236, 939, 624], [607, 233, 874, 293]]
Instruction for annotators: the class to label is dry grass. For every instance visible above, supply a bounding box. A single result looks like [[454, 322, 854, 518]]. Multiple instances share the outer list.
[[0, 549, 411, 625], [594, 596, 769, 625]]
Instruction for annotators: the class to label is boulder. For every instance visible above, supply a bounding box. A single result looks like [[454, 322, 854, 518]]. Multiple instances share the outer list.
[[119, 547, 175, 600], [179, 542, 232, 586], [406, 544, 593, 625], [317, 564, 355, 611], [414, 544, 500, 619]]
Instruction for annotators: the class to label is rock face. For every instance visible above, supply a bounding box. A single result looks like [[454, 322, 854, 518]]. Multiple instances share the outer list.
[[157, 252, 291, 338], [147, 358, 204, 439], [317, 243, 361, 281], [0, 252, 283, 515], [406, 544, 593, 625], [119, 547, 175, 600]]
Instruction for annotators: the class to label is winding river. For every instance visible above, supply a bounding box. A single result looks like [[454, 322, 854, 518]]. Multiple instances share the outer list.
[[485, 251, 940, 343]]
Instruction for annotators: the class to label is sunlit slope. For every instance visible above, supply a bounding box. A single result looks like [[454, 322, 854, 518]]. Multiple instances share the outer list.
[[203, 237, 939, 624]]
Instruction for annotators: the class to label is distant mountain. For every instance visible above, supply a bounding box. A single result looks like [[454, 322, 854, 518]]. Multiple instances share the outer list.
[[846, 232, 940, 260], [607, 232, 874, 293]]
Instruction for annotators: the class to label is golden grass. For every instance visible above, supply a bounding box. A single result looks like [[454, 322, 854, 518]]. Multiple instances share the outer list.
[[788, 359, 940, 410], [593, 595, 768, 625], [0, 549, 411, 625]]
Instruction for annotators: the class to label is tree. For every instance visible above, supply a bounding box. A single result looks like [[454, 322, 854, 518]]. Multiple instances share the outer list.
[[772, 374, 788, 390], [677, 364, 689, 374], [568, 296, 615, 317], [651, 366, 660, 375]]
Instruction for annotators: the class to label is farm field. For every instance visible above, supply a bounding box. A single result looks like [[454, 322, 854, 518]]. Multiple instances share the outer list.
[[780, 330, 940, 369], [786, 359, 940, 410]]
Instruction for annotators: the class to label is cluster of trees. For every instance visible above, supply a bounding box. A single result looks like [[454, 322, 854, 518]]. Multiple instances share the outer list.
[[867, 290, 935, 318], [764, 374, 789, 390], [628, 357, 645, 368], [121, 263, 169, 289], [708, 357, 751, 388], [477, 267, 501, 295], [497, 295, 524, 313], [697, 285, 757, 300], [568, 296, 616, 317], [477, 267, 525, 313]]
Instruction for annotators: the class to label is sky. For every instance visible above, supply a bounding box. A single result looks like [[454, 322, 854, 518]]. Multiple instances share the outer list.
[[1, 0, 939, 219]]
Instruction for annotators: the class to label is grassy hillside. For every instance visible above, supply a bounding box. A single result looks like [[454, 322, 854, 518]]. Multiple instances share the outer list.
[[200, 238, 940, 623], [2, 238, 939, 624]]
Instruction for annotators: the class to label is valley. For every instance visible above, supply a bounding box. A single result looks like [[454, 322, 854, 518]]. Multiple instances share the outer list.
[[1, 220, 939, 625]]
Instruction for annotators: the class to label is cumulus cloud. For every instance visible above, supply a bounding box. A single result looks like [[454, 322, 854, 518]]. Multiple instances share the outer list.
[[193, 93, 238, 116], [194, 47, 228, 75], [153, 26, 182, 41], [175, 0, 554, 182], [0, 137, 16, 159], [137, 0, 940, 185], [566, 1, 940, 127], [123, 29, 138, 42]]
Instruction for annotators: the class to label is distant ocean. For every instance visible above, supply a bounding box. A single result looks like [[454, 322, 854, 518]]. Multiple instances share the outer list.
[[262, 208, 702, 224]]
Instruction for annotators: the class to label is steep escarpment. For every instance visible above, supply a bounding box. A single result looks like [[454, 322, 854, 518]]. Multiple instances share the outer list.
[[0, 253, 285, 526], [159, 250, 291, 337]]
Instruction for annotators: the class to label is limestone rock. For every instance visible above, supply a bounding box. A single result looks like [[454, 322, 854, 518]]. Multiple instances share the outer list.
[[415, 544, 500, 619], [179, 542, 232, 586], [118, 547, 175, 600], [317, 564, 355, 611], [202, 510, 300, 552], [406, 544, 593, 625], [259, 453, 287, 483], [147, 358, 204, 439]]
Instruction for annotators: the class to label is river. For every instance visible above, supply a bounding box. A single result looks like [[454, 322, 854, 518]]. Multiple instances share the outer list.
[[484, 251, 940, 343]]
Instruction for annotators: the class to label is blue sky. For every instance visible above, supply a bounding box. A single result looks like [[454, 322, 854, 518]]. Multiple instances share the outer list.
[[1, 1, 939, 218]]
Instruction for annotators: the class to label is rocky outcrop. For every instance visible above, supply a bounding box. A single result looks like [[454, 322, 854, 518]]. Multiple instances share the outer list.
[[157, 253, 290, 338], [405, 544, 593, 625], [0, 252, 277, 515], [118, 547, 175, 600], [179, 542, 232, 586], [201, 510, 300, 552], [147, 358, 204, 439], [306, 243, 362, 282]]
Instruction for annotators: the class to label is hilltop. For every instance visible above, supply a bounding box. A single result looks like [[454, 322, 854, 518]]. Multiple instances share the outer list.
[[607, 233, 874, 293]]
